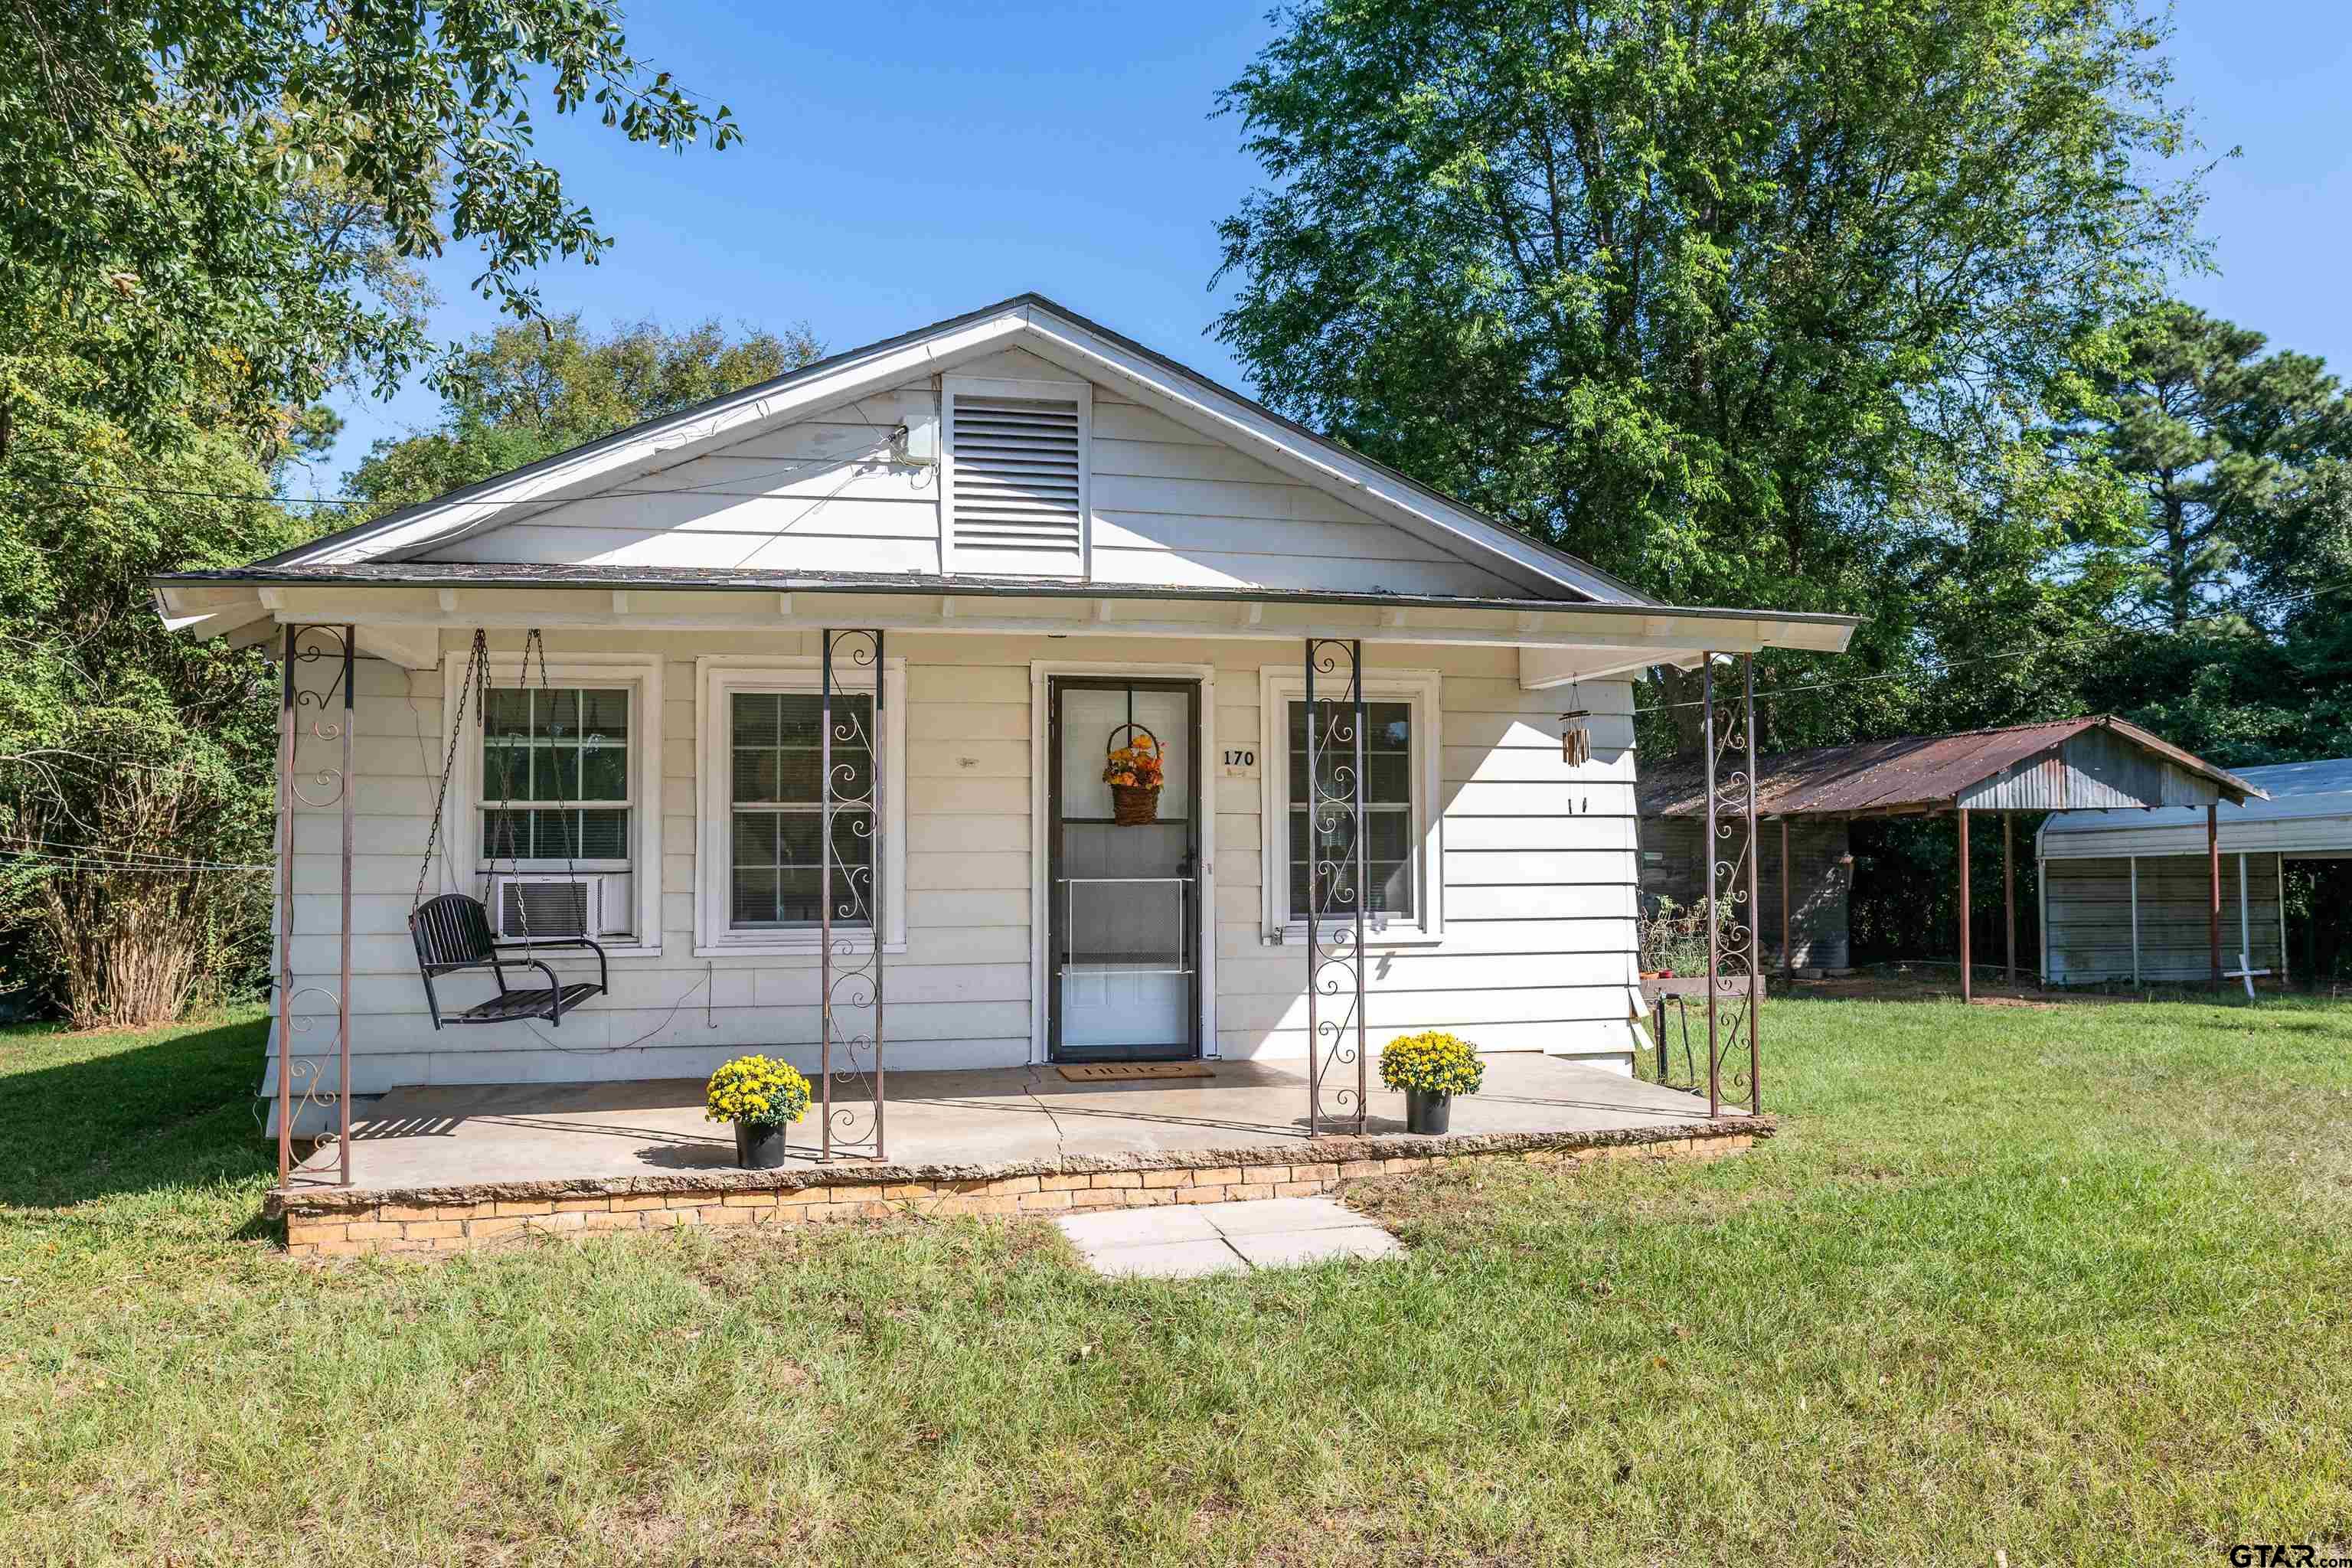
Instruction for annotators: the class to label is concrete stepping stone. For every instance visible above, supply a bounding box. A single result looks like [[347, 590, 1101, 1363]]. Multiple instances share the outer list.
[[1057, 1195, 1402, 1277], [1057, 1205, 1220, 1249], [1086, 1239, 1252, 1279], [1224, 1227, 1402, 1268]]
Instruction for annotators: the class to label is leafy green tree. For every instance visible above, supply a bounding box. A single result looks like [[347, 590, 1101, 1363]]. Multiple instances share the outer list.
[[0, 1, 740, 454], [347, 316, 825, 513], [1212, 0, 2204, 748], [0, 328, 307, 1021], [2067, 303, 2352, 632]]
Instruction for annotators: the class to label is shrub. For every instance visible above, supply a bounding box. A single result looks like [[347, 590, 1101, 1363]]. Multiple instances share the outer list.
[[1639, 893, 1712, 977], [0, 710, 270, 1027], [1378, 1031, 1485, 1096]]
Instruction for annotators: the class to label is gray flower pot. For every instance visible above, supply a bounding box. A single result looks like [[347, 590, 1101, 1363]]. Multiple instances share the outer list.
[[1405, 1089, 1452, 1135], [734, 1122, 789, 1169]]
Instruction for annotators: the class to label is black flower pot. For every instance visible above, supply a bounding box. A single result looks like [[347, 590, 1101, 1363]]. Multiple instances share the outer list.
[[1405, 1089, 1452, 1135], [734, 1121, 789, 1170]]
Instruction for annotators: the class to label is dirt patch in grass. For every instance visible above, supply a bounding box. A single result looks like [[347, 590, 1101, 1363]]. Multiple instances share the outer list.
[[1782, 965, 2314, 1009], [1346, 1147, 1788, 1239]]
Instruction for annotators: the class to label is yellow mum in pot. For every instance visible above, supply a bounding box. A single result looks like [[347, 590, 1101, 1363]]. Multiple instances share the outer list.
[[1380, 1031, 1482, 1135], [706, 1054, 812, 1127], [707, 1054, 812, 1171]]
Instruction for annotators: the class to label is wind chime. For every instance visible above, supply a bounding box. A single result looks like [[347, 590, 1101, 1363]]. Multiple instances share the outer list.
[[1559, 678, 1593, 768]]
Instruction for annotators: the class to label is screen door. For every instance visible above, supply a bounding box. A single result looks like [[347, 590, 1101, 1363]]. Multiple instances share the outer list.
[[1047, 678, 1200, 1062]]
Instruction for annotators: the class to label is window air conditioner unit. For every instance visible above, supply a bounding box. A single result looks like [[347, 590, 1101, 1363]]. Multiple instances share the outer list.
[[485, 873, 634, 940]]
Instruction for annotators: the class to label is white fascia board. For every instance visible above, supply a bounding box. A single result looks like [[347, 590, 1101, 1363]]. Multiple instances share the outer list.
[[246, 583, 1845, 659], [162, 602, 273, 640], [278, 312, 1034, 568], [1008, 305, 1641, 605], [354, 626, 442, 669], [155, 581, 263, 618], [1517, 619, 1849, 688], [1519, 648, 1680, 687]]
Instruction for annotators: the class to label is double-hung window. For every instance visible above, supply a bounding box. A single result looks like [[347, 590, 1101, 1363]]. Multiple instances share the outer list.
[[481, 688, 632, 865], [697, 660, 908, 956], [448, 655, 663, 953], [1259, 668, 1442, 944], [1287, 697, 1416, 921], [727, 690, 870, 929]]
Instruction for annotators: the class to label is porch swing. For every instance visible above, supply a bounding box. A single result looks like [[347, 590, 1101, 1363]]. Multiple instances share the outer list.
[[407, 630, 609, 1030]]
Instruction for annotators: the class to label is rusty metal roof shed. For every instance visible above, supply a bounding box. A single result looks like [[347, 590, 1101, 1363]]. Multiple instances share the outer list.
[[1639, 716, 2263, 819]]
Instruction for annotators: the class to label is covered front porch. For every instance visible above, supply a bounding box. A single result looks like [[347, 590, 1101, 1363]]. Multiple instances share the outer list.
[[274, 1054, 1766, 1254], [214, 573, 1818, 1197], [308, 1053, 1731, 1189]]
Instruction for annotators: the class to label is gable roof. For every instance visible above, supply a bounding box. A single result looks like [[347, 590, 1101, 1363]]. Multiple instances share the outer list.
[[264, 294, 1644, 603], [1639, 716, 2263, 818]]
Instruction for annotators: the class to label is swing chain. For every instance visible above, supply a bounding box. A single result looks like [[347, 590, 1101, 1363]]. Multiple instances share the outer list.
[[415, 630, 490, 910], [412, 629, 574, 949], [511, 628, 580, 949]]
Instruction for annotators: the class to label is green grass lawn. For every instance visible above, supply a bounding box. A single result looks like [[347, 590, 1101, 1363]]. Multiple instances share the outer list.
[[4, 999, 2349, 1565]]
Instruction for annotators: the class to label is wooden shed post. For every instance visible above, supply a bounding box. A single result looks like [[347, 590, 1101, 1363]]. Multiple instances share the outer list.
[[1957, 806, 1972, 1003], [2278, 853, 2289, 985], [1781, 815, 1793, 981], [2003, 812, 2015, 986], [2128, 857, 2141, 986], [2238, 851, 2252, 982], [2207, 803, 2222, 985]]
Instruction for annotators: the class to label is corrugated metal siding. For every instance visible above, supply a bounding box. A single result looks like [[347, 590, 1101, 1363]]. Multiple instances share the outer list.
[[1645, 717, 2250, 818], [2043, 853, 2285, 984], [1638, 815, 1851, 969], [2040, 757, 2352, 861], [1956, 729, 2216, 812], [2039, 808, 2352, 861]]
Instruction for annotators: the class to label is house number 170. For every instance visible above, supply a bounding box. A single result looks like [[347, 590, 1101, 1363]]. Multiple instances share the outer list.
[[1223, 749, 1256, 771]]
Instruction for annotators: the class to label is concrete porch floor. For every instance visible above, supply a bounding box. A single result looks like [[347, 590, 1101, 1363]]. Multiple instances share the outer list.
[[299, 1054, 1735, 1194]]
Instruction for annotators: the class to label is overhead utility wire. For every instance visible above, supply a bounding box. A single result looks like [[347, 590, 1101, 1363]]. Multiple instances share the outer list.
[[36, 468, 2345, 716], [8, 837, 276, 868], [1635, 575, 2352, 713], [34, 431, 917, 510], [3, 851, 271, 873]]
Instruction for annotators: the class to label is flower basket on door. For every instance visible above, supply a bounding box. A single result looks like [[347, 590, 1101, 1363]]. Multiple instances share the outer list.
[[1103, 723, 1165, 826]]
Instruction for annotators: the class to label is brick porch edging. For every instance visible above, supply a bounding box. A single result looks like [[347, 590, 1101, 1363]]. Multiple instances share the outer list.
[[273, 1118, 1770, 1258]]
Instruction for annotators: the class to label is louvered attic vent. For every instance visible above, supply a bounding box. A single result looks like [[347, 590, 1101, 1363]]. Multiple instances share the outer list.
[[942, 377, 1090, 577]]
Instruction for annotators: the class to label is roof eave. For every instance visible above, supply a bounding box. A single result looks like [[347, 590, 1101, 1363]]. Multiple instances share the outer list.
[[151, 569, 1857, 662]]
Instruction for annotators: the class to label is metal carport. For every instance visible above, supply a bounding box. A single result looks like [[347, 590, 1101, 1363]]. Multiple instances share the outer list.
[[2039, 758, 2352, 988]]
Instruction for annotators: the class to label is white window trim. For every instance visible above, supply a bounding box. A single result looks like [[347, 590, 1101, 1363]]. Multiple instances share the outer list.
[[939, 374, 1093, 579], [1259, 665, 1443, 948], [1028, 661, 1217, 1065], [439, 653, 665, 959], [694, 656, 909, 959]]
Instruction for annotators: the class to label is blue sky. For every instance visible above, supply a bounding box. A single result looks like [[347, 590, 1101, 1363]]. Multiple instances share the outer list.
[[309, 2, 2352, 495]]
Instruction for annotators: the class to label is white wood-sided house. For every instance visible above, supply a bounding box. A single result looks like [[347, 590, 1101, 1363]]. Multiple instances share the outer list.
[[153, 296, 1855, 1150]]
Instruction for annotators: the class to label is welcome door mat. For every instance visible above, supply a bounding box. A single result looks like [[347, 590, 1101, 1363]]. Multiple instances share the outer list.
[[1055, 1063, 1215, 1083]]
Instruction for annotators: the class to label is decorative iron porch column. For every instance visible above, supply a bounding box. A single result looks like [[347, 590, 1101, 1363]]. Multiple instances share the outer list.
[[819, 629, 887, 1161], [1700, 652, 1763, 1118], [276, 623, 357, 1185], [1304, 638, 1369, 1135]]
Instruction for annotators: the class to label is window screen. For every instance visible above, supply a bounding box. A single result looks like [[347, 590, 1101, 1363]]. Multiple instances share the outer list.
[[729, 691, 873, 928], [1287, 699, 1414, 920], [481, 687, 630, 864]]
